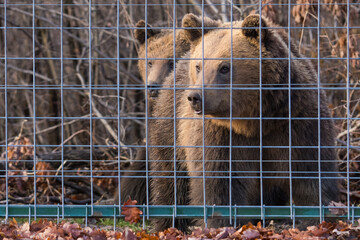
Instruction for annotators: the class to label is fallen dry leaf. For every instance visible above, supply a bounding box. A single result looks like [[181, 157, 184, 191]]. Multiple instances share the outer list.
[[0, 136, 34, 162], [242, 229, 260, 240], [329, 201, 348, 215], [121, 197, 143, 224]]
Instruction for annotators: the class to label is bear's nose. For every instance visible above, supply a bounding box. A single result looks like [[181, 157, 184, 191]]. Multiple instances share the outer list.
[[187, 92, 202, 114], [187, 92, 201, 104], [147, 85, 159, 98]]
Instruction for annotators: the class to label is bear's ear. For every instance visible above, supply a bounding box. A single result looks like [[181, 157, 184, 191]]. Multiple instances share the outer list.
[[242, 14, 267, 42], [182, 13, 221, 42], [134, 20, 156, 44]]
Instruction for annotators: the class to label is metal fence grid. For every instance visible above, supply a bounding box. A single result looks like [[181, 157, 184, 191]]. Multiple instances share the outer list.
[[0, 0, 359, 230]]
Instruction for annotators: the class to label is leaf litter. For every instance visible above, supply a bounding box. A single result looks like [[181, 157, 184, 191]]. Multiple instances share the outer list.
[[2, 219, 360, 240]]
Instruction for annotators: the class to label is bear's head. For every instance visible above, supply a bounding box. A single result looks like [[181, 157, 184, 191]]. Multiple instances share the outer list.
[[182, 14, 289, 137], [135, 20, 190, 98]]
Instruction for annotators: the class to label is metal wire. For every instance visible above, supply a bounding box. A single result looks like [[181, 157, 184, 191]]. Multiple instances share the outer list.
[[1, 3, 359, 7], [229, 0, 233, 225], [4, 0, 8, 224], [346, 0, 351, 220], [88, 0, 94, 216], [287, 0, 293, 226], [317, 0, 323, 223], [32, 0, 37, 220], [0, 0, 357, 227], [172, 0, 177, 227], [60, 0, 65, 219], [116, 0, 122, 219], [258, 0, 264, 227], [144, 0, 150, 221], [201, 2, 207, 227]]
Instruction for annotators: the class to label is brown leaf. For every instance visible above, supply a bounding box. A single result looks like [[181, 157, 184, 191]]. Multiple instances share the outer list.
[[311, 227, 329, 237], [214, 227, 232, 240], [242, 229, 260, 240], [62, 222, 83, 239], [90, 229, 107, 240], [35, 161, 55, 186], [1, 137, 34, 162], [268, 233, 284, 239], [121, 197, 143, 224], [30, 219, 49, 232], [36, 162, 54, 176], [122, 228, 137, 240], [9, 217, 17, 227], [136, 230, 158, 240], [328, 201, 347, 215]]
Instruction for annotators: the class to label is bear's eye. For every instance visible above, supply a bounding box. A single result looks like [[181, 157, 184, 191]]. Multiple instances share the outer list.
[[168, 61, 174, 69], [196, 65, 201, 73], [148, 61, 152, 68], [219, 66, 230, 74]]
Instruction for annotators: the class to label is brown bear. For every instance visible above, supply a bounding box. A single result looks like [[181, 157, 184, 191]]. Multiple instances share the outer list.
[[135, 19, 190, 100], [117, 20, 191, 206], [149, 13, 339, 231], [145, 16, 223, 231]]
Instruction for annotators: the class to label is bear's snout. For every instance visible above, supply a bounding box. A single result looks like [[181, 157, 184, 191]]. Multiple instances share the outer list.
[[187, 92, 202, 114], [147, 84, 159, 98]]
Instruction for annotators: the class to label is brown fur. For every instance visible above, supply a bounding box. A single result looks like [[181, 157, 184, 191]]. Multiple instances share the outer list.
[[117, 148, 148, 205], [149, 13, 339, 230], [148, 56, 192, 231], [135, 20, 190, 99], [147, 15, 224, 231], [116, 20, 192, 208], [116, 20, 190, 206]]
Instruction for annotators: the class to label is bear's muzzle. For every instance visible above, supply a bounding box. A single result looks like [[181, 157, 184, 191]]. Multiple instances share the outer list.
[[187, 91, 202, 114], [147, 84, 160, 98]]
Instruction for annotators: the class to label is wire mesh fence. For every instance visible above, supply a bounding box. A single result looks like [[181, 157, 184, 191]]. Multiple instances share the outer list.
[[0, 0, 359, 231]]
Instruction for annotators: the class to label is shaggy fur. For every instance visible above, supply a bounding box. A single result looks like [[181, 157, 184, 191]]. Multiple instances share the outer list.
[[116, 20, 191, 209], [148, 13, 339, 230]]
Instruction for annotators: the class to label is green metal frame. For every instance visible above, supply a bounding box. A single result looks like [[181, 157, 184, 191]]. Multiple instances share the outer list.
[[0, 205, 356, 219]]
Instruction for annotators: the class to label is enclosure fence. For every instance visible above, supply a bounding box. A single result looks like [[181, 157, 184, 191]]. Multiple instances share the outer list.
[[0, 0, 359, 230]]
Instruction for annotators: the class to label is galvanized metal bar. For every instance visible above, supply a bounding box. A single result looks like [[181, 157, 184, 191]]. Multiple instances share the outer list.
[[0, 116, 359, 121], [317, 0, 323, 223], [2, 25, 360, 31], [60, 0, 65, 220], [85, 203, 88, 227], [1, 25, 360, 31], [1, 56, 360, 61], [113, 205, 116, 231], [346, 0, 351, 220], [144, 0, 150, 220], [172, 0, 177, 227], [116, 0, 122, 211], [28, 205, 31, 223], [259, 0, 264, 226], [229, 0, 233, 225], [201, 2, 207, 228], [0, 3, 359, 7], [287, 0, 294, 224], [3, 0, 8, 224], [88, 0, 94, 216], [57, 204, 60, 224], [32, 0, 37, 220]]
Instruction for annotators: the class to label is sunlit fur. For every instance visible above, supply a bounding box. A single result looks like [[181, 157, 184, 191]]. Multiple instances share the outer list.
[[136, 24, 190, 89], [148, 13, 339, 230]]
